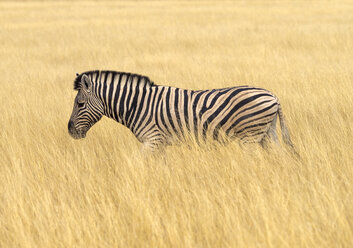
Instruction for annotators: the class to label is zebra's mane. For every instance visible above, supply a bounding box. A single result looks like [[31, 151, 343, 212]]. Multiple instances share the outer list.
[[73, 70, 156, 90]]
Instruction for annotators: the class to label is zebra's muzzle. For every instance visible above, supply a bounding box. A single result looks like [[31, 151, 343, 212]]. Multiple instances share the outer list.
[[68, 121, 87, 139], [69, 130, 86, 139]]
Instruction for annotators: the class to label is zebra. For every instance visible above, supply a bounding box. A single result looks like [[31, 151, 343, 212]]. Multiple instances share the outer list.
[[68, 70, 295, 151]]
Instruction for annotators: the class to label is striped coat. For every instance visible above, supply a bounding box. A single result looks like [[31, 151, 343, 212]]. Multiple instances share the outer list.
[[68, 70, 294, 151]]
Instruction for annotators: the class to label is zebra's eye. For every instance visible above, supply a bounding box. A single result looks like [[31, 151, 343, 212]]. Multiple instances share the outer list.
[[77, 102, 85, 108]]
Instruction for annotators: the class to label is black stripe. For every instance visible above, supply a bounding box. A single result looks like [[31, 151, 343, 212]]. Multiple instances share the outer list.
[[235, 99, 273, 117], [97, 72, 103, 97], [131, 82, 147, 130], [236, 121, 273, 135], [239, 130, 266, 142], [165, 87, 179, 138], [93, 73, 100, 95], [192, 91, 203, 143], [159, 90, 172, 136], [126, 76, 142, 127], [113, 74, 123, 121], [151, 88, 163, 131], [118, 74, 130, 124], [174, 88, 184, 138], [107, 72, 117, 117], [183, 90, 190, 132], [102, 72, 109, 115], [125, 75, 134, 120]]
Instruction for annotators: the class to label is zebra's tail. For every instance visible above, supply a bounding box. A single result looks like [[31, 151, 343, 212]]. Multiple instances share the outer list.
[[277, 104, 297, 155]]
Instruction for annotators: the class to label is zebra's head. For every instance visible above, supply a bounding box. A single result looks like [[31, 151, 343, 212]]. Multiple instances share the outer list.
[[68, 73, 104, 139]]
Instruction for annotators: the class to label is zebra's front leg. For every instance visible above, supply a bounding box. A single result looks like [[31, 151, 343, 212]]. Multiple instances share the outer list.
[[139, 134, 168, 154], [136, 124, 168, 154], [140, 141, 163, 153]]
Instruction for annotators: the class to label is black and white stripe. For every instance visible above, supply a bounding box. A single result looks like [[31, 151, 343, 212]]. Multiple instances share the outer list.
[[68, 70, 294, 150]]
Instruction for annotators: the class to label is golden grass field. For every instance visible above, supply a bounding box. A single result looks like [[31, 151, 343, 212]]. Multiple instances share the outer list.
[[1, 0, 353, 247]]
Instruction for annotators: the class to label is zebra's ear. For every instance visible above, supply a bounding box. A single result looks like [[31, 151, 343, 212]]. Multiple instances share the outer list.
[[81, 74, 92, 92]]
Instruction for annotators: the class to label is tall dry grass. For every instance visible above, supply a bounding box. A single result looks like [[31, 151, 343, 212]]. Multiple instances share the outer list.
[[0, 1, 352, 247]]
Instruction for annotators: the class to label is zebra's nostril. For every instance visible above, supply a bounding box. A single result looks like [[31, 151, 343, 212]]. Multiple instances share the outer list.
[[68, 121, 74, 130]]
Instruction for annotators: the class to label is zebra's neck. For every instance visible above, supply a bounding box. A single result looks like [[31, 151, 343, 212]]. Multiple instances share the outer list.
[[92, 71, 156, 130]]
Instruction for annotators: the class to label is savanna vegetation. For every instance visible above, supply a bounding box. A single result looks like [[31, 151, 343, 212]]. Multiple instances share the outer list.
[[0, 1, 352, 247]]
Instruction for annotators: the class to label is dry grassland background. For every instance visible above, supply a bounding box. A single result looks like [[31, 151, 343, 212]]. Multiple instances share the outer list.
[[0, 0, 353, 247]]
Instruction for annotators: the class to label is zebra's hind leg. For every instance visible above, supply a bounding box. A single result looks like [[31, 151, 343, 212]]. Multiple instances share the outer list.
[[268, 116, 279, 144], [260, 116, 279, 148]]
